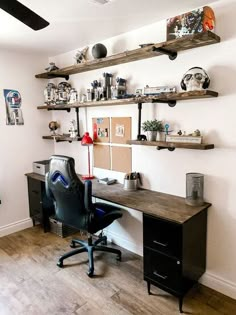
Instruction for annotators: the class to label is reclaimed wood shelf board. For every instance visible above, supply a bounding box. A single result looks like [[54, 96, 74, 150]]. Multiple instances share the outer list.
[[35, 31, 220, 79], [42, 135, 82, 142], [37, 90, 218, 110], [127, 140, 214, 150]]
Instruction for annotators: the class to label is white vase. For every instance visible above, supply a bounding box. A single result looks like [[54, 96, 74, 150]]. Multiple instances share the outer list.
[[146, 131, 157, 141]]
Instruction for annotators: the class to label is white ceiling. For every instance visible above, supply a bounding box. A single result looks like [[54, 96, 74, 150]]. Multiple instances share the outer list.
[[0, 0, 216, 57]]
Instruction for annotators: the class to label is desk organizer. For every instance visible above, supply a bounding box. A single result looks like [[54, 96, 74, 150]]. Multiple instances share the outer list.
[[123, 178, 138, 191], [49, 216, 79, 238]]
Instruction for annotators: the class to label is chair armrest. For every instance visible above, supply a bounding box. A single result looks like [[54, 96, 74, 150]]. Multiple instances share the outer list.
[[84, 180, 93, 212]]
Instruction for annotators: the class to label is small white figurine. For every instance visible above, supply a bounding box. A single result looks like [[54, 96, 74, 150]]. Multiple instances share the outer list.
[[44, 83, 56, 105], [45, 62, 59, 72], [69, 88, 78, 104], [69, 119, 77, 138], [74, 47, 88, 64]]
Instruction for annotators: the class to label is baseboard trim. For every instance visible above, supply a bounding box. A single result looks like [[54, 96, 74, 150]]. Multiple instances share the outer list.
[[200, 271, 236, 299], [0, 218, 33, 237], [105, 229, 143, 256]]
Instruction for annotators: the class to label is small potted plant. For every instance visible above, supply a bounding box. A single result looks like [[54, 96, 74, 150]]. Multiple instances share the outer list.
[[142, 119, 164, 141]]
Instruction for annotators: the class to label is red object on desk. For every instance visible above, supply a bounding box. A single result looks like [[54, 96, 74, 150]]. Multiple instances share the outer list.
[[81, 132, 94, 180]]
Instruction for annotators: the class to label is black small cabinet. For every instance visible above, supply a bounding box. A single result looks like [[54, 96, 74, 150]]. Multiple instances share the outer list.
[[143, 210, 207, 313], [27, 176, 54, 232]]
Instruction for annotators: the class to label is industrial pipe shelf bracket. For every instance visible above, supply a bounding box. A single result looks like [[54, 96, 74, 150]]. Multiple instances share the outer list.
[[152, 46, 178, 60], [47, 108, 71, 112], [152, 99, 176, 107], [156, 146, 175, 152], [46, 74, 70, 80]]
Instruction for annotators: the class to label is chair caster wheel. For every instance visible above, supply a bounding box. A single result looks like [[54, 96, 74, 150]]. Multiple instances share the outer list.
[[70, 241, 76, 248], [87, 269, 94, 277], [57, 260, 63, 268]]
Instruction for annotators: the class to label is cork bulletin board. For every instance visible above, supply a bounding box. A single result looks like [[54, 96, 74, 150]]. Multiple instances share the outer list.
[[111, 117, 131, 144], [92, 117, 110, 143], [111, 146, 132, 173], [93, 116, 132, 172], [93, 144, 110, 170]]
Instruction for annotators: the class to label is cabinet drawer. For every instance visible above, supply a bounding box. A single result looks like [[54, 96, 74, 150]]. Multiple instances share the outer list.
[[143, 214, 182, 258], [144, 248, 182, 292], [28, 179, 42, 196]]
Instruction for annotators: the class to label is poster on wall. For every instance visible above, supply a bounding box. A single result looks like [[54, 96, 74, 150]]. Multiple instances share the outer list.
[[3, 89, 24, 125]]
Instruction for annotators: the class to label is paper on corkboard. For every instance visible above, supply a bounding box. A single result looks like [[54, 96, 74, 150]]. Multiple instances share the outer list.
[[93, 144, 110, 170], [111, 117, 131, 144], [92, 117, 110, 143], [111, 146, 132, 173]]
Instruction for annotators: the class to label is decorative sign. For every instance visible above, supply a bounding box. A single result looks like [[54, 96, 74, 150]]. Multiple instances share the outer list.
[[3, 89, 24, 125]]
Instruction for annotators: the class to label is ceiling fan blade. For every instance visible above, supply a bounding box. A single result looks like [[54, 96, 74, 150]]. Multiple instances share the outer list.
[[0, 0, 49, 30]]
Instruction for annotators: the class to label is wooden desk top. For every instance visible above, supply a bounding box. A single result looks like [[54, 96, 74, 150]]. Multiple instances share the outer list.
[[25, 172, 211, 224]]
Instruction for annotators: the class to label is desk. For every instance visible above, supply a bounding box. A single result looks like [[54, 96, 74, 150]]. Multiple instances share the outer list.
[[25, 172, 210, 313]]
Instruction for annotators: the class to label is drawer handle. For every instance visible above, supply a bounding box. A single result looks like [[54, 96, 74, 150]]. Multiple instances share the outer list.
[[153, 240, 168, 247], [153, 271, 168, 280], [32, 190, 39, 194]]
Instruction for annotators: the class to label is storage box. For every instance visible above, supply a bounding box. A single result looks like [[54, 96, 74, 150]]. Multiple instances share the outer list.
[[49, 216, 80, 238], [166, 135, 202, 144], [33, 160, 50, 175]]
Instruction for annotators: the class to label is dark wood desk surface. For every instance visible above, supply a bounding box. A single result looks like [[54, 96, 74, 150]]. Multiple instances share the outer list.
[[25, 172, 211, 224]]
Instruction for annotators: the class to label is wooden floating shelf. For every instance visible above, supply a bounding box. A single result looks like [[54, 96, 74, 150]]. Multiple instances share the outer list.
[[37, 90, 218, 110], [127, 140, 214, 150], [42, 135, 82, 142], [35, 31, 220, 79]]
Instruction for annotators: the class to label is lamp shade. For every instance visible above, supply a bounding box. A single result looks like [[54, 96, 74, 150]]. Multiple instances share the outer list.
[[81, 132, 93, 146]]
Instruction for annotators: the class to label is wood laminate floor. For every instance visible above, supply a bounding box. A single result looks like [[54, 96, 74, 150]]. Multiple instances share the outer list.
[[0, 226, 235, 315]]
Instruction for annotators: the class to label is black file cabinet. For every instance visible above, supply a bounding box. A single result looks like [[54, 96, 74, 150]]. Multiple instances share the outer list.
[[27, 176, 54, 232], [143, 210, 207, 313]]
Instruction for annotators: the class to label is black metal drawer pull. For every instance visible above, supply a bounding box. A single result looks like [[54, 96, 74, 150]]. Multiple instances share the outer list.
[[32, 190, 39, 194], [153, 240, 168, 247], [153, 271, 168, 280]]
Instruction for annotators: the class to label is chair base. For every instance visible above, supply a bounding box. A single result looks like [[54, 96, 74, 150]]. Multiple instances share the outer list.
[[57, 234, 121, 277]]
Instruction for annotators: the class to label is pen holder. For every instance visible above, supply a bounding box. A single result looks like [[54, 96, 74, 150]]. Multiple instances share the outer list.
[[185, 172, 204, 206], [123, 178, 138, 191]]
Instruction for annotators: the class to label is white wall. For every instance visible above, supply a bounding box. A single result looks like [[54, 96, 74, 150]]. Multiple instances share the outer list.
[[0, 49, 54, 236], [49, 0, 236, 298], [0, 0, 235, 300]]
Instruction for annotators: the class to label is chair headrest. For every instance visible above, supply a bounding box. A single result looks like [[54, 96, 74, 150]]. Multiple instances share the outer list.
[[49, 155, 77, 189]]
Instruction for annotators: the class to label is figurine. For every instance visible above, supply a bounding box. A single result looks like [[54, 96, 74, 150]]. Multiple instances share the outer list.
[[45, 62, 59, 72], [74, 46, 88, 64], [44, 83, 56, 105], [68, 88, 78, 104], [57, 82, 71, 104], [49, 121, 60, 136], [69, 119, 77, 138], [181, 67, 210, 91], [189, 129, 201, 136]]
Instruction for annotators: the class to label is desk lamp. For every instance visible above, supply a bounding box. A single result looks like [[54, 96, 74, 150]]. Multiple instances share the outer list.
[[81, 132, 94, 180]]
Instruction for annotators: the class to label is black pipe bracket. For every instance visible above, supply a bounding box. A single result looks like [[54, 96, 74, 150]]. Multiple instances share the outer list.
[[152, 46, 177, 60], [156, 146, 175, 152]]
